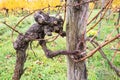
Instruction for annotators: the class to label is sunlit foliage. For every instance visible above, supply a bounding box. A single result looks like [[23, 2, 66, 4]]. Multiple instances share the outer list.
[[112, 0, 120, 8], [0, 0, 63, 11], [89, 2, 95, 10]]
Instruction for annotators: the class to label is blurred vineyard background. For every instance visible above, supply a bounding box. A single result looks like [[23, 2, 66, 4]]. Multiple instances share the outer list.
[[0, 0, 119, 9], [0, 0, 64, 16], [0, 0, 64, 10], [0, 0, 119, 16]]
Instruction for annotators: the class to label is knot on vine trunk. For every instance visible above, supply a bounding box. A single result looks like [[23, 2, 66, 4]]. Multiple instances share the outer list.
[[13, 35, 29, 51], [45, 49, 54, 58]]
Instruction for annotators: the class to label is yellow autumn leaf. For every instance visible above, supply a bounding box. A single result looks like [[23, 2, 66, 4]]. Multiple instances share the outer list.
[[0, 0, 64, 11]]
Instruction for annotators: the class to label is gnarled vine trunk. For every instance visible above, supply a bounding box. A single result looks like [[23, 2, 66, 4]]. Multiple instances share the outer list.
[[66, 0, 88, 80]]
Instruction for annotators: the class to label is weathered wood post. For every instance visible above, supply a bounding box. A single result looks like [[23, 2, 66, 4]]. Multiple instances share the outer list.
[[66, 0, 89, 80]]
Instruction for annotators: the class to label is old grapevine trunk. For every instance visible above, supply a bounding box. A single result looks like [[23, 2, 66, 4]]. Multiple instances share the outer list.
[[66, 0, 88, 80]]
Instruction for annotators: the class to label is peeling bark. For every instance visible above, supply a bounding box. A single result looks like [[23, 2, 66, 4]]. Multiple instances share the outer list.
[[66, 0, 89, 80]]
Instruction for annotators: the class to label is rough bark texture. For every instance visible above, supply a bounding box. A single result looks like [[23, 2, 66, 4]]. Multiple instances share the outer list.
[[66, 0, 88, 80], [12, 35, 29, 80], [12, 11, 66, 80]]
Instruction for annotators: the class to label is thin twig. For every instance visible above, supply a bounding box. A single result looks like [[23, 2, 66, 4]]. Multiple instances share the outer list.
[[91, 39, 120, 77], [105, 24, 120, 41], [29, 41, 37, 57], [47, 34, 59, 43], [2, 22, 22, 35], [87, 0, 111, 26], [111, 48, 120, 51], [79, 34, 120, 61], [87, 0, 113, 32]]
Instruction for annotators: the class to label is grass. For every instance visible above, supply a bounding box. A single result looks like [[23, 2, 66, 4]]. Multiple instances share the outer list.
[[0, 10, 120, 80]]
